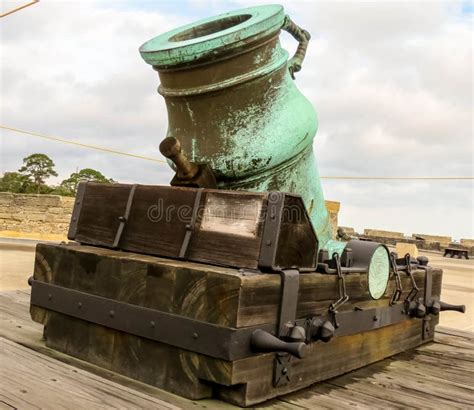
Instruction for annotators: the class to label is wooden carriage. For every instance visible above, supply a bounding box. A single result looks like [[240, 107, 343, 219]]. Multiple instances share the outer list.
[[29, 182, 452, 406]]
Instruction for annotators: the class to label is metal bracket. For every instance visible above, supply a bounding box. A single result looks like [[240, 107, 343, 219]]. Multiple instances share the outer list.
[[328, 253, 349, 328], [67, 181, 87, 240], [273, 353, 292, 387], [273, 269, 300, 387], [403, 253, 420, 304], [258, 192, 285, 272], [112, 184, 137, 249], [278, 269, 300, 337], [423, 268, 435, 340], [178, 188, 203, 259]]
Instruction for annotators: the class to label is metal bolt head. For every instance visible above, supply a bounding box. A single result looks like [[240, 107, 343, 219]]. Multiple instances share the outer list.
[[77, 302, 82, 309], [192, 332, 199, 339], [150, 321, 156, 328], [109, 310, 115, 318], [47, 294, 52, 301], [282, 367, 288, 375], [266, 240, 272, 246]]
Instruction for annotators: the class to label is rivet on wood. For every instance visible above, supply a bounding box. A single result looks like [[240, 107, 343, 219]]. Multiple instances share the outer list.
[[109, 310, 115, 318], [150, 321, 156, 328], [77, 302, 82, 309], [266, 240, 272, 246], [193, 332, 199, 339], [47, 294, 52, 300]]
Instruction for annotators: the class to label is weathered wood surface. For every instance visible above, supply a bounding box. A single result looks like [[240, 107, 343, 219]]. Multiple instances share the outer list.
[[1, 289, 473, 409], [28, 243, 444, 405], [0, 337, 179, 410], [70, 183, 318, 270], [31, 243, 442, 328]]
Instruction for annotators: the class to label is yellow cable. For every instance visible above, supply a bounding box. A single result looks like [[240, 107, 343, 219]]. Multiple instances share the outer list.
[[1, 124, 473, 180], [0, 125, 167, 164], [1, 0, 39, 18]]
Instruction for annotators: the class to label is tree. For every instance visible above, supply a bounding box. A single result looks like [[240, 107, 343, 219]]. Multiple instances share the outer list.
[[59, 168, 114, 195], [18, 153, 58, 192], [0, 172, 31, 193]]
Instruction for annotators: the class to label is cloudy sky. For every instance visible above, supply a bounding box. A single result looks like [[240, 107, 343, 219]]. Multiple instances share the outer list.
[[1, 0, 472, 239]]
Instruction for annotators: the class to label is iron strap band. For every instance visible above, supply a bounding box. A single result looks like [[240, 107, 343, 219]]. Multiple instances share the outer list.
[[67, 181, 87, 240], [30, 279, 266, 361], [30, 280, 416, 360], [258, 192, 285, 271], [179, 188, 203, 259], [278, 269, 299, 336], [112, 184, 138, 249], [422, 267, 437, 340]]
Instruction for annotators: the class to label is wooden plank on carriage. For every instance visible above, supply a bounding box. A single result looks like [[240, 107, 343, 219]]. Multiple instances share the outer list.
[[67, 182, 318, 271], [28, 243, 444, 405]]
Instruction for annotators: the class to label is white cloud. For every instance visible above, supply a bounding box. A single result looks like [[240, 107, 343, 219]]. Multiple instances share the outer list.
[[1, 0, 472, 239]]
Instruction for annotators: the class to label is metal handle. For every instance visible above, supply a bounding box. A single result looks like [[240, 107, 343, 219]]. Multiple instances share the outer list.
[[251, 329, 306, 359], [439, 301, 466, 314], [282, 15, 311, 79]]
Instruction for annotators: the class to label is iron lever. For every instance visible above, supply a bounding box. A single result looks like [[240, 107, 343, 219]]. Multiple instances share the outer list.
[[250, 329, 306, 359], [428, 300, 466, 315]]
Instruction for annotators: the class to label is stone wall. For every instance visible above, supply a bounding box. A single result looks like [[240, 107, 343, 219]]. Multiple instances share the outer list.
[[460, 239, 474, 247], [363, 229, 405, 239], [325, 200, 340, 238], [0, 192, 74, 238], [412, 233, 452, 246]]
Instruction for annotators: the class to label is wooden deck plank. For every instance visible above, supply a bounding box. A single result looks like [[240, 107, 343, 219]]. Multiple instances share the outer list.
[[0, 337, 178, 410], [0, 289, 473, 409], [278, 382, 407, 409], [0, 290, 236, 410]]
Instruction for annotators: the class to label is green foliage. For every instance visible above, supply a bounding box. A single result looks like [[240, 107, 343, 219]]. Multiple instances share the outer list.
[[0, 172, 31, 193], [18, 153, 58, 190], [2, 154, 115, 196], [60, 168, 114, 195]]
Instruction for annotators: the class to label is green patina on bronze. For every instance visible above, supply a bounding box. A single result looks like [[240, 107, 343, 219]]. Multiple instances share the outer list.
[[139, 4, 333, 248], [368, 246, 390, 299]]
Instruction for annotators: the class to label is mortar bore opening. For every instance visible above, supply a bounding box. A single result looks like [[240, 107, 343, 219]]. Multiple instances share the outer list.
[[169, 14, 252, 42]]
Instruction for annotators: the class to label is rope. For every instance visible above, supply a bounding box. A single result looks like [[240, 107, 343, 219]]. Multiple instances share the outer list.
[[1, 124, 472, 180]]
